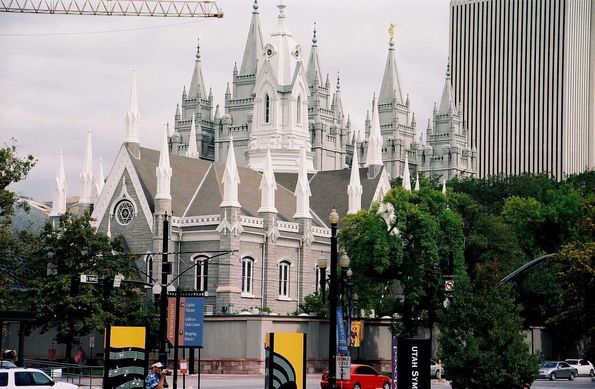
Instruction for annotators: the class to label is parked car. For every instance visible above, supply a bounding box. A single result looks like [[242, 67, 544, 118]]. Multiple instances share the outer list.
[[0, 368, 79, 389], [565, 359, 594, 376], [430, 360, 443, 379], [538, 361, 578, 381], [0, 361, 17, 368], [321, 363, 391, 389]]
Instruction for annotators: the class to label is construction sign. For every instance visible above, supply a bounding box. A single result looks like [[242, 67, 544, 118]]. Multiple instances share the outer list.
[[264, 332, 306, 389]]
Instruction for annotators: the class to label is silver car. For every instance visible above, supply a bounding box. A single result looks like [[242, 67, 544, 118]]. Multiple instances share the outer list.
[[538, 361, 578, 381]]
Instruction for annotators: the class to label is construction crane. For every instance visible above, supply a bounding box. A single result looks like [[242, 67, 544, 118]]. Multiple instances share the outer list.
[[0, 0, 222, 17]]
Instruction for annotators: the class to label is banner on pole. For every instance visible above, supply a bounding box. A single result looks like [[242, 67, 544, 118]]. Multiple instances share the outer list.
[[167, 292, 205, 347]]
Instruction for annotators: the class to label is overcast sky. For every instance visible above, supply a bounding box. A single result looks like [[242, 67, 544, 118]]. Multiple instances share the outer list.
[[1, 0, 449, 202]]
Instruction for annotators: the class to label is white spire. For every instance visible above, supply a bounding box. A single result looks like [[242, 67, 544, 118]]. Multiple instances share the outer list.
[[51, 150, 67, 216], [306, 22, 323, 87], [240, 0, 264, 75], [188, 37, 207, 99], [220, 136, 241, 208], [258, 148, 278, 213], [155, 126, 172, 200], [402, 154, 411, 192], [125, 69, 140, 144], [347, 147, 363, 214], [79, 129, 94, 204], [293, 147, 312, 219], [186, 114, 200, 159], [414, 170, 420, 191], [442, 178, 447, 194], [379, 35, 404, 105], [366, 94, 383, 166], [438, 62, 457, 115], [95, 156, 105, 200]]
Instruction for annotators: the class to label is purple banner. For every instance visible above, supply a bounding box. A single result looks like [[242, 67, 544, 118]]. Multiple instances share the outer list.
[[391, 337, 398, 389]]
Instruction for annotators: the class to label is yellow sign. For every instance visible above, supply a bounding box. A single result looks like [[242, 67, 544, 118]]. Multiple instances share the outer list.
[[265, 332, 306, 389], [107, 326, 146, 349], [350, 320, 363, 348]]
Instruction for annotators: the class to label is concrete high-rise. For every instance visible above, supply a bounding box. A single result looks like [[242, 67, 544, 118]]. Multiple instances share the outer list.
[[449, 0, 595, 179]]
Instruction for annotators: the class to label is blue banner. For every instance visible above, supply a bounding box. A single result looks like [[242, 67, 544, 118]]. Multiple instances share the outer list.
[[182, 297, 204, 347], [336, 307, 348, 353]]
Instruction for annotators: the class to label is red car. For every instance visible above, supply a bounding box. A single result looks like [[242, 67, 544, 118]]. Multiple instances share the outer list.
[[320, 363, 391, 389]]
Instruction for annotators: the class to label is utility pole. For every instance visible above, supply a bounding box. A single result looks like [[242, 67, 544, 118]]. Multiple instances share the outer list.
[[159, 214, 170, 372]]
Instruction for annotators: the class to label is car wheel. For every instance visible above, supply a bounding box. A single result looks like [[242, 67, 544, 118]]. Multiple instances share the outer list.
[[382, 383, 390, 389], [353, 383, 361, 389], [550, 372, 556, 381], [590, 369, 594, 377], [568, 372, 575, 381]]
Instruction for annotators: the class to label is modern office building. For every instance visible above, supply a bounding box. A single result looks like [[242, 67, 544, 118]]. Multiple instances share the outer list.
[[449, 0, 595, 179]]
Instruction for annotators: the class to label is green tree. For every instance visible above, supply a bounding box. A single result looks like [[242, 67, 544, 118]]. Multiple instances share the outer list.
[[24, 213, 154, 360], [439, 262, 538, 389], [0, 143, 36, 307], [339, 186, 466, 338]]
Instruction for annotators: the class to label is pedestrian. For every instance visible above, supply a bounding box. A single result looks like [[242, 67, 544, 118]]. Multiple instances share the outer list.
[[146, 362, 165, 389], [74, 346, 85, 365], [521, 383, 531, 389]]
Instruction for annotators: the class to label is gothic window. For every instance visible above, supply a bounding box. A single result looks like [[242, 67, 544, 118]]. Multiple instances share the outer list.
[[194, 256, 208, 292], [115, 199, 135, 225], [145, 254, 153, 284], [242, 257, 254, 295], [265, 94, 270, 124], [278, 261, 290, 297], [296, 95, 302, 125]]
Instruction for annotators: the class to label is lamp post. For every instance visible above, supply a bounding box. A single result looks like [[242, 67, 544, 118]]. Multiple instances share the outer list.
[[328, 208, 339, 389], [318, 258, 328, 304], [159, 214, 171, 374]]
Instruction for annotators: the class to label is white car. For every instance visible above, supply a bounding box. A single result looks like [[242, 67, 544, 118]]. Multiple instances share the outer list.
[[565, 359, 595, 376], [0, 368, 78, 389]]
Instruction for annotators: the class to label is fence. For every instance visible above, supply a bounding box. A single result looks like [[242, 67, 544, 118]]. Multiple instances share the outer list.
[[24, 359, 102, 389]]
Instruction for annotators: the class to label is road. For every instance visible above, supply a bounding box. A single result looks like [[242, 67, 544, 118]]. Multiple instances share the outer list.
[[192, 375, 595, 389]]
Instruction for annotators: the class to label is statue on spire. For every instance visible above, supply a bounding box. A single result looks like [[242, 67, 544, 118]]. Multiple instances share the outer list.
[[388, 23, 396, 44]]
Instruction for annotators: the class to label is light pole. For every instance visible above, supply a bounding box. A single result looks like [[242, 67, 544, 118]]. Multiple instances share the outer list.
[[159, 214, 171, 375], [328, 208, 339, 389], [318, 258, 328, 304]]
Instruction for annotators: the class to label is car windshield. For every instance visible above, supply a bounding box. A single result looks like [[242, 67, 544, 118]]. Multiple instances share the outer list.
[[542, 362, 557, 368], [566, 359, 579, 364]]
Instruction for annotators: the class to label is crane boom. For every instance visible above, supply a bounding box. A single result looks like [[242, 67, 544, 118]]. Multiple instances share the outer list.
[[0, 0, 223, 17]]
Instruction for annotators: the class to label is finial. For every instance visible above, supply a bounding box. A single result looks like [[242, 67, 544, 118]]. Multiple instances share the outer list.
[[336, 71, 340, 91], [312, 21, 317, 45], [446, 60, 451, 78], [195, 37, 201, 61], [388, 23, 396, 47], [277, 0, 286, 18], [252, 0, 258, 12], [372, 92, 376, 107], [182, 85, 187, 98], [233, 61, 238, 74]]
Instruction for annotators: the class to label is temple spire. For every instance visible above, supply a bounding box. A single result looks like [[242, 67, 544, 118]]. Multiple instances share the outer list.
[[240, 0, 264, 75], [438, 61, 457, 114], [186, 114, 200, 159], [347, 145, 363, 214], [402, 154, 411, 192], [378, 25, 404, 105], [414, 170, 420, 191], [155, 126, 172, 200], [293, 148, 312, 219], [79, 130, 94, 204], [220, 136, 241, 208], [188, 37, 207, 99], [366, 94, 383, 166], [306, 22, 323, 87], [95, 156, 105, 200], [334, 72, 344, 122], [125, 69, 140, 144], [258, 148, 277, 213], [51, 150, 67, 216]]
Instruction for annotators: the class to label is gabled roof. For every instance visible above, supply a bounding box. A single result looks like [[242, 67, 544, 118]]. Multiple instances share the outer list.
[[128, 147, 383, 228]]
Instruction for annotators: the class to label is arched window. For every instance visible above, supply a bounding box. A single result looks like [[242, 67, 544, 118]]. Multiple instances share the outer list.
[[278, 261, 291, 297], [265, 94, 270, 124], [242, 257, 254, 295], [145, 254, 153, 284], [194, 256, 209, 292], [296, 95, 302, 125]]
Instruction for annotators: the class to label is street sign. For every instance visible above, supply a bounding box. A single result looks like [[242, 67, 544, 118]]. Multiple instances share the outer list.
[[80, 274, 99, 283], [336, 354, 351, 380], [113, 274, 124, 288], [89, 335, 95, 348], [167, 294, 205, 347]]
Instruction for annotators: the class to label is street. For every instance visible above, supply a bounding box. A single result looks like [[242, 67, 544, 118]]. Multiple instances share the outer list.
[[191, 375, 595, 389]]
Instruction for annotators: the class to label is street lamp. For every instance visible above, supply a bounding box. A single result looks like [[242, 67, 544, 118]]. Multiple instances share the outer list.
[[318, 258, 328, 304], [328, 208, 339, 389]]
